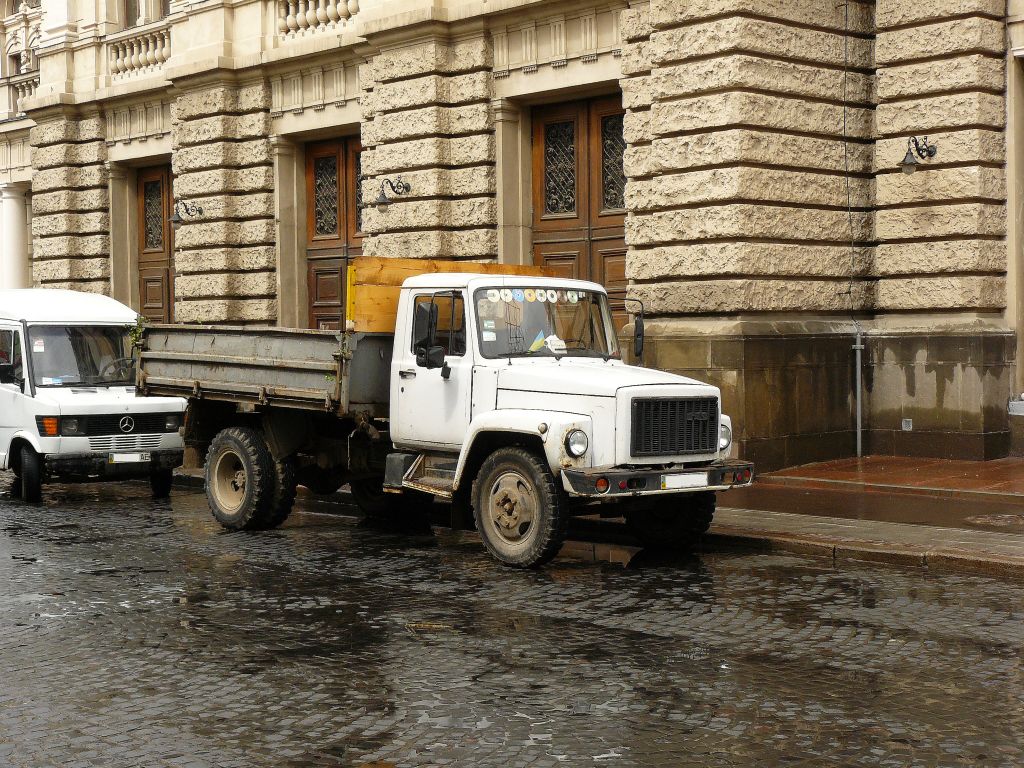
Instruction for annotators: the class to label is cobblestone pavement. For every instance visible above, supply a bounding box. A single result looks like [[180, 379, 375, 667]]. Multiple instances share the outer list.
[[1, 473, 1022, 768]]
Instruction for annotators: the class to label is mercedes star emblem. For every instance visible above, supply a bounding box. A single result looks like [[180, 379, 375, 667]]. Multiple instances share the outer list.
[[119, 416, 135, 433]]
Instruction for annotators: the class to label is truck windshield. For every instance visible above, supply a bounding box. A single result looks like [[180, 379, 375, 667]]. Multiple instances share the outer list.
[[27, 325, 135, 387], [474, 287, 620, 359]]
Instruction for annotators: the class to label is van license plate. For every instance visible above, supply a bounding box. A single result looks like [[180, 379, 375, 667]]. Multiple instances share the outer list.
[[109, 452, 150, 464], [661, 472, 708, 490]]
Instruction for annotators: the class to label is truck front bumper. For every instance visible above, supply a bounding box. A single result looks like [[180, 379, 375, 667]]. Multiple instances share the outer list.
[[44, 450, 184, 481], [561, 459, 754, 498]]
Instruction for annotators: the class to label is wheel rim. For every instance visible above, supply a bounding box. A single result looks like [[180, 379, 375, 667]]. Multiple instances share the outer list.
[[212, 449, 246, 514], [486, 470, 537, 547]]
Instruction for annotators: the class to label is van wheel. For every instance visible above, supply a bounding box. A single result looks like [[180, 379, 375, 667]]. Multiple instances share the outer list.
[[472, 447, 568, 568], [624, 491, 716, 550], [19, 446, 42, 504], [260, 455, 297, 529], [150, 468, 174, 498], [204, 427, 274, 531]]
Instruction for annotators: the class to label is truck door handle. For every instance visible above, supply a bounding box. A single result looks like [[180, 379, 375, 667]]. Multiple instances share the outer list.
[[399, 369, 417, 379]]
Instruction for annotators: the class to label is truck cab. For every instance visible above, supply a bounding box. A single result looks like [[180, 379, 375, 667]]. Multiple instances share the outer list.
[[384, 274, 753, 566], [0, 289, 187, 502]]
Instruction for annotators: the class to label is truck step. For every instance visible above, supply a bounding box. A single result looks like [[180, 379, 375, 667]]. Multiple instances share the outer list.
[[404, 466, 456, 499]]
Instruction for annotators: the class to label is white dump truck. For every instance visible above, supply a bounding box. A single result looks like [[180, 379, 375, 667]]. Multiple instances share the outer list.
[[138, 259, 753, 568], [0, 289, 187, 502]]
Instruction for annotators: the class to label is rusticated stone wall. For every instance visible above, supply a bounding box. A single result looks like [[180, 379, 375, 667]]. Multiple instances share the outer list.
[[29, 113, 111, 293], [359, 36, 497, 261], [170, 81, 277, 324], [873, 0, 1007, 312], [622, 0, 876, 316]]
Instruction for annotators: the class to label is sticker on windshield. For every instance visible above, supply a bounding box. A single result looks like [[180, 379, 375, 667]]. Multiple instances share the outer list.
[[512, 289, 525, 302], [483, 320, 495, 330], [567, 291, 578, 303], [524, 289, 536, 302], [546, 289, 558, 303], [482, 331, 497, 342], [500, 288, 513, 302], [535, 289, 547, 303], [32, 340, 44, 353], [486, 289, 500, 303]]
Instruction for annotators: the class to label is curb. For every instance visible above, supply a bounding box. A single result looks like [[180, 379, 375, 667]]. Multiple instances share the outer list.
[[757, 473, 1024, 506], [707, 525, 1024, 580]]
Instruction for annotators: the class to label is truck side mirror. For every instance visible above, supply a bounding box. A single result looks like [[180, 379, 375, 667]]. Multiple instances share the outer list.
[[633, 315, 645, 362], [416, 345, 446, 370]]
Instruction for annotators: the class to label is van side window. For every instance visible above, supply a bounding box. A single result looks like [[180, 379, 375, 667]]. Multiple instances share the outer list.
[[0, 330, 23, 381], [411, 293, 466, 357]]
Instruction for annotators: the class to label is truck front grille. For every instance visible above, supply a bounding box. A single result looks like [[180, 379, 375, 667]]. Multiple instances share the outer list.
[[85, 413, 170, 436], [630, 396, 718, 457]]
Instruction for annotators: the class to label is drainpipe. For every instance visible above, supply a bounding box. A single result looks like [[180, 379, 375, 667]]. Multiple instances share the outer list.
[[852, 319, 864, 457]]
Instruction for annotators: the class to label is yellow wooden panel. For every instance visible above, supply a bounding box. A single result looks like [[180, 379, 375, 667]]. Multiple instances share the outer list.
[[348, 257, 555, 334]]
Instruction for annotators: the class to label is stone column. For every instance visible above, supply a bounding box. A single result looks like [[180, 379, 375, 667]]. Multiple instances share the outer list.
[[270, 136, 305, 328], [492, 98, 530, 266], [0, 183, 30, 290]]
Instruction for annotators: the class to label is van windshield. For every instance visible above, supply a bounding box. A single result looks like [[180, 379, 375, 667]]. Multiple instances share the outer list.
[[474, 287, 620, 359], [27, 325, 135, 387]]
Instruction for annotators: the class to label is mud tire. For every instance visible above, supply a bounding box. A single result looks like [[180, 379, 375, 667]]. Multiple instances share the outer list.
[[471, 447, 568, 569], [20, 445, 42, 504], [204, 427, 275, 531], [150, 467, 174, 498], [624, 491, 716, 550], [260, 455, 298, 529]]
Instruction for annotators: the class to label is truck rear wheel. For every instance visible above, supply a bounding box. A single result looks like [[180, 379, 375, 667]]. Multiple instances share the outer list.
[[205, 427, 275, 531], [19, 446, 42, 504], [261, 455, 297, 529], [624, 491, 716, 551], [472, 447, 568, 569]]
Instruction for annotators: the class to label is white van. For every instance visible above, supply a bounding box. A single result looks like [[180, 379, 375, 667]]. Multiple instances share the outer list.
[[0, 289, 187, 502]]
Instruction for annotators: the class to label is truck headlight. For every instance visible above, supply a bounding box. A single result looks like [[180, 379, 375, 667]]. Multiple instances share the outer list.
[[719, 422, 733, 451], [61, 417, 82, 436], [565, 429, 589, 457], [165, 413, 180, 431]]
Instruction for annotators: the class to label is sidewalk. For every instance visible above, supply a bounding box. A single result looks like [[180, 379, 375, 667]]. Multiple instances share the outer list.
[[712, 456, 1024, 578]]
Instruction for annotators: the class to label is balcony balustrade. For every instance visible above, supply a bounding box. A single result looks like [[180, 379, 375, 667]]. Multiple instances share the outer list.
[[277, 0, 360, 39], [108, 23, 171, 79]]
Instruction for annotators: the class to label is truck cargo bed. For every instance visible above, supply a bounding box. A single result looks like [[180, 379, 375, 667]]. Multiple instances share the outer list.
[[138, 324, 391, 415]]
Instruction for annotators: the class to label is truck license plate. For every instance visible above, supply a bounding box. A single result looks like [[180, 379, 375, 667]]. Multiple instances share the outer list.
[[109, 452, 150, 464], [661, 472, 708, 490]]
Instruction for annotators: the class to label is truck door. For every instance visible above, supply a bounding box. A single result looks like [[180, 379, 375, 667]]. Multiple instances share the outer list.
[[0, 327, 26, 468], [393, 291, 472, 448]]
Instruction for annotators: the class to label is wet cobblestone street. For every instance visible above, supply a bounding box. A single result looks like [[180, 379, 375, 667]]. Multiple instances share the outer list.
[[1, 473, 1022, 767]]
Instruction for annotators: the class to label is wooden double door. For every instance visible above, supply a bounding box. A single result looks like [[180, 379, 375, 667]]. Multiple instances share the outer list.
[[305, 138, 363, 330], [532, 96, 628, 328], [136, 165, 174, 323]]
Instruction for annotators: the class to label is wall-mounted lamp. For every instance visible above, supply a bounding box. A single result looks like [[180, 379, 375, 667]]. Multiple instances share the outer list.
[[899, 136, 937, 175], [169, 200, 203, 231], [371, 177, 411, 211]]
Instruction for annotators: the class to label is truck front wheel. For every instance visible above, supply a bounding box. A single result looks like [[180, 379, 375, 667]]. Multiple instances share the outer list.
[[19, 446, 42, 504], [205, 427, 275, 531], [624, 491, 716, 551], [472, 447, 568, 569]]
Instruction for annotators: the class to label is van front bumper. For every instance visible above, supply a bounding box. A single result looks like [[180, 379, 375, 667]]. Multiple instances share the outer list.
[[561, 459, 754, 498], [44, 450, 184, 481]]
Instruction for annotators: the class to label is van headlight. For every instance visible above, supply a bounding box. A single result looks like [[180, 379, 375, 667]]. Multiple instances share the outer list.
[[165, 413, 181, 431], [565, 429, 589, 457], [719, 422, 733, 451], [60, 417, 82, 436]]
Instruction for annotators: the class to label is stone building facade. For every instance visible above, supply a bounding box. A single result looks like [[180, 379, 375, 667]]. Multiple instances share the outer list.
[[0, 0, 1021, 470]]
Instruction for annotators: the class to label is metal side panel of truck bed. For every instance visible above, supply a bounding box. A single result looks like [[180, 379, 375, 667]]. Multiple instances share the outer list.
[[137, 324, 392, 415]]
